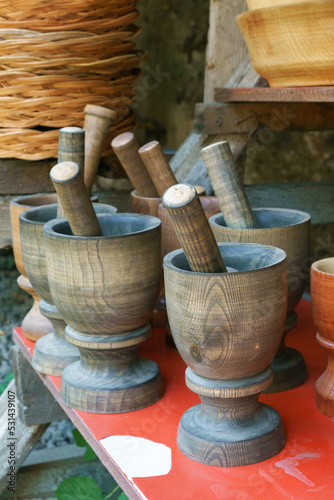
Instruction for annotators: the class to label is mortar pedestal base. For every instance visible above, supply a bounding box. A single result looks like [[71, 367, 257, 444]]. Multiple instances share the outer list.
[[32, 300, 80, 376], [177, 367, 286, 467], [265, 312, 308, 393], [61, 323, 165, 414]]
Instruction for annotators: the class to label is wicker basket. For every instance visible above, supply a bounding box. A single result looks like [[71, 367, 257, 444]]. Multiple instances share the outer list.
[[0, 1, 142, 160]]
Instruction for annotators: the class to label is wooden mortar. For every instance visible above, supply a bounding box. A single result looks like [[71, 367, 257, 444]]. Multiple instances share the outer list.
[[311, 258, 334, 417], [10, 193, 57, 341], [43, 213, 164, 413], [164, 242, 287, 466], [210, 208, 311, 393], [19, 202, 117, 376]]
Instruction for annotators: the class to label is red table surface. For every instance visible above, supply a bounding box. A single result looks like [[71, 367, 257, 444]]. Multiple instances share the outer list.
[[13, 299, 334, 500]]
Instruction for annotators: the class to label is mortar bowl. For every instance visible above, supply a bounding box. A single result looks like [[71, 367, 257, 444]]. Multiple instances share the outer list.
[[10, 193, 58, 340], [19, 203, 117, 375], [210, 208, 311, 392], [43, 213, 164, 413], [164, 242, 287, 466]]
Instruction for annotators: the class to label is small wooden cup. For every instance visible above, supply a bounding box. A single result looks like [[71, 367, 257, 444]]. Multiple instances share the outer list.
[[311, 258, 334, 417], [164, 242, 287, 467], [210, 208, 311, 393], [19, 203, 116, 376], [10, 193, 58, 341], [43, 213, 164, 414]]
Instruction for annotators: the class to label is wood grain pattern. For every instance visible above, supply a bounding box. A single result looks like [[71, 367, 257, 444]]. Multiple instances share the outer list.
[[311, 258, 334, 417], [10, 193, 57, 340], [50, 161, 102, 237], [20, 202, 116, 375], [247, 0, 314, 11], [164, 242, 287, 466], [83, 104, 116, 194], [237, 2, 334, 87], [201, 141, 258, 229], [44, 213, 164, 413], [158, 196, 221, 258], [214, 86, 334, 103], [112, 132, 158, 198], [210, 207, 310, 393], [138, 141, 177, 198], [163, 184, 227, 274], [58, 127, 85, 174]]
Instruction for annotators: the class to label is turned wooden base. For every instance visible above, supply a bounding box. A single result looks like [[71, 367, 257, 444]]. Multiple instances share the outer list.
[[315, 332, 334, 417], [61, 323, 165, 414], [177, 367, 285, 467], [265, 311, 308, 393], [17, 275, 52, 341], [32, 300, 80, 376]]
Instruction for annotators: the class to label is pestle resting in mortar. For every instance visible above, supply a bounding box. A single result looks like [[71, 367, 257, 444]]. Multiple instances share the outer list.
[[163, 183, 287, 467], [203, 141, 310, 393], [45, 161, 164, 413]]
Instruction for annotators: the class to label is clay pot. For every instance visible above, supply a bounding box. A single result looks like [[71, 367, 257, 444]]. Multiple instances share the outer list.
[[210, 207, 311, 393], [311, 258, 334, 417], [164, 242, 287, 466], [43, 213, 164, 413]]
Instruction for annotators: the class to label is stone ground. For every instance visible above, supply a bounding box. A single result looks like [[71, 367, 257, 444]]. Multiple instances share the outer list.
[[0, 249, 75, 449]]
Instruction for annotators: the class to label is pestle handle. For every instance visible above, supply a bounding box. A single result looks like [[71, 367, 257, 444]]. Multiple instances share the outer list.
[[163, 183, 227, 273], [58, 127, 85, 218], [138, 141, 177, 198], [50, 161, 103, 237], [83, 104, 116, 195], [111, 132, 159, 198], [201, 141, 258, 229]]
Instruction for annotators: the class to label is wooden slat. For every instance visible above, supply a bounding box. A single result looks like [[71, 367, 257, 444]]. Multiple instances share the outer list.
[[204, 0, 249, 102], [215, 86, 334, 103], [0, 158, 56, 195], [245, 182, 334, 226], [198, 102, 334, 135], [11, 346, 66, 426], [0, 380, 49, 495]]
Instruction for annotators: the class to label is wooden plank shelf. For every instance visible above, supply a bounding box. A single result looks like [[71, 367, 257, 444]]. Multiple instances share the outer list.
[[12, 299, 334, 499], [214, 87, 334, 103]]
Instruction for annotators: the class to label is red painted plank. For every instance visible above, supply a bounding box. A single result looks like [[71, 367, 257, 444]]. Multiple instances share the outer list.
[[13, 300, 334, 499]]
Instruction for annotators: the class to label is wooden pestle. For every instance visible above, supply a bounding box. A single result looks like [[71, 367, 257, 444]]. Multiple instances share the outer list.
[[201, 141, 258, 229], [83, 104, 116, 195], [111, 132, 159, 198], [58, 127, 85, 218], [163, 183, 227, 273], [138, 141, 177, 198], [50, 161, 102, 237]]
